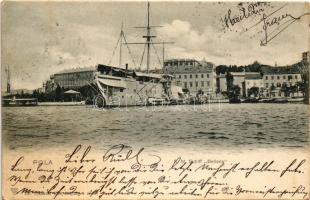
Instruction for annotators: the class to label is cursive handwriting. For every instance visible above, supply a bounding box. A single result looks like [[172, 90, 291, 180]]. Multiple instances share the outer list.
[[259, 10, 310, 46], [223, 2, 266, 29], [5, 145, 310, 199], [222, 3, 310, 46]]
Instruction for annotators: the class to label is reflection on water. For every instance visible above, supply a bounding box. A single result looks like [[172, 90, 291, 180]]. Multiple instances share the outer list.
[[2, 104, 309, 153]]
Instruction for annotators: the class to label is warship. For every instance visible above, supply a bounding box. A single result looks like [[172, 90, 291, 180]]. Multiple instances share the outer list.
[[93, 2, 184, 107]]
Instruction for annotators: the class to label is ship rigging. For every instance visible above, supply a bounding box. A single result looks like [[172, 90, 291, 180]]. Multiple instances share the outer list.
[[92, 2, 184, 107], [108, 2, 174, 73]]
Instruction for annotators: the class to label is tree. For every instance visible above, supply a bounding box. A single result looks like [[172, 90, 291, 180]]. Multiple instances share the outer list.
[[55, 85, 62, 101], [300, 63, 309, 103], [296, 82, 305, 96], [228, 85, 240, 99], [248, 86, 259, 97], [226, 72, 234, 91], [281, 84, 291, 97]]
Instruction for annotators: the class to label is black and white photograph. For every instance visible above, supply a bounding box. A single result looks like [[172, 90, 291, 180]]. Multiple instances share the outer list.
[[1, 1, 310, 199]]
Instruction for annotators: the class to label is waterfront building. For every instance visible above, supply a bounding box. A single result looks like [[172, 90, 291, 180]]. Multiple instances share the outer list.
[[45, 66, 97, 92], [230, 72, 246, 97], [230, 72, 262, 97], [216, 73, 227, 93], [261, 66, 302, 88], [245, 73, 263, 97], [261, 66, 302, 98], [302, 51, 309, 62], [163, 58, 216, 95]]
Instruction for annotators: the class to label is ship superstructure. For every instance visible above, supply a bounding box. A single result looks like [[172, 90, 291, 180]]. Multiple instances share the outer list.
[[93, 2, 183, 107]]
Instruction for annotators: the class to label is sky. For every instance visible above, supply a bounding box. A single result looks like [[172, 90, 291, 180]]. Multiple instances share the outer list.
[[1, 1, 309, 90]]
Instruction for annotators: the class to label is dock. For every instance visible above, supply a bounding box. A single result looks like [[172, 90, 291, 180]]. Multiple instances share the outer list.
[[2, 98, 38, 106]]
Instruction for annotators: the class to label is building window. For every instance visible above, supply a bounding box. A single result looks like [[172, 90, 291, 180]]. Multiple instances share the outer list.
[[190, 74, 192, 79], [201, 74, 204, 78], [190, 82, 193, 87], [283, 75, 286, 79], [207, 74, 209, 78], [277, 76, 280, 80], [201, 81, 204, 87], [295, 75, 298, 79], [184, 82, 187, 88], [207, 81, 210, 86], [266, 76, 268, 80], [179, 75, 181, 79], [120, 89, 124, 92], [195, 74, 198, 78], [271, 76, 274, 80], [196, 82, 198, 87], [266, 83, 268, 87], [184, 75, 187, 79]]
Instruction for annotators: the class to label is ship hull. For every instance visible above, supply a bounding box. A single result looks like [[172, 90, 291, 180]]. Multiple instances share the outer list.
[[94, 75, 171, 107]]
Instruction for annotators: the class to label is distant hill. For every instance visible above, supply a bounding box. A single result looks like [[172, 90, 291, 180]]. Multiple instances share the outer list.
[[215, 60, 309, 75]]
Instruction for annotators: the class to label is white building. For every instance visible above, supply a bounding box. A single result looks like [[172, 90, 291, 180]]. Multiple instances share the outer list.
[[163, 59, 216, 95], [262, 73, 302, 88], [217, 73, 227, 93], [229, 72, 262, 97]]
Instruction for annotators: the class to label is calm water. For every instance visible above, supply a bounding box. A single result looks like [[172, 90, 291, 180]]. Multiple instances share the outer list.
[[2, 104, 309, 153]]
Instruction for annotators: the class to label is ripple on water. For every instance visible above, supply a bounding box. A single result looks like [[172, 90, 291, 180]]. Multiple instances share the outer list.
[[208, 135, 230, 140], [13, 133, 50, 138], [2, 104, 309, 152]]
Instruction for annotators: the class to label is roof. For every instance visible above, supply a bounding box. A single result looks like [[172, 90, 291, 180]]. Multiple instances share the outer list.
[[55, 66, 96, 75], [164, 58, 197, 62], [164, 63, 214, 74], [230, 72, 262, 79], [134, 72, 162, 79], [245, 72, 261, 79], [217, 73, 226, 78], [97, 78, 126, 88], [231, 72, 245, 76], [261, 66, 300, 75], [64, 90, 80, 94], [164, 58, 214, 74]]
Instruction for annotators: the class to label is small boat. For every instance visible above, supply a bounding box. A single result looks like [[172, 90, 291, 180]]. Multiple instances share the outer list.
[[2, 98, 38, 107], [242, 98, 259, 103], [273, 99, 288, 103], [38, 101, 86, 106], [288, 97, 304, 103], [229, 98, 241, 104]]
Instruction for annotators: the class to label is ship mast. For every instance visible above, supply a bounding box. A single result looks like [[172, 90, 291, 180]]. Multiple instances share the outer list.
[[146, 2, 151, 73], [108, 22, 137, 69], [125, 2, 173, 73], [119, 22, 123, 67], [142, 2, 158, 73], [6, 65, 11, 94]]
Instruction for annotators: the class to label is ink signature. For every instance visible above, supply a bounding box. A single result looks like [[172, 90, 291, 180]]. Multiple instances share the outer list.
[[246, 4, 310, 46], [222, 3, 310, 46], [223, 2, 266, 29]]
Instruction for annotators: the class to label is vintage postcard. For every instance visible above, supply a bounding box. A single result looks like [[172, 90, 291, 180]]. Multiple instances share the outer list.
[[1, 1, 310, 200]]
